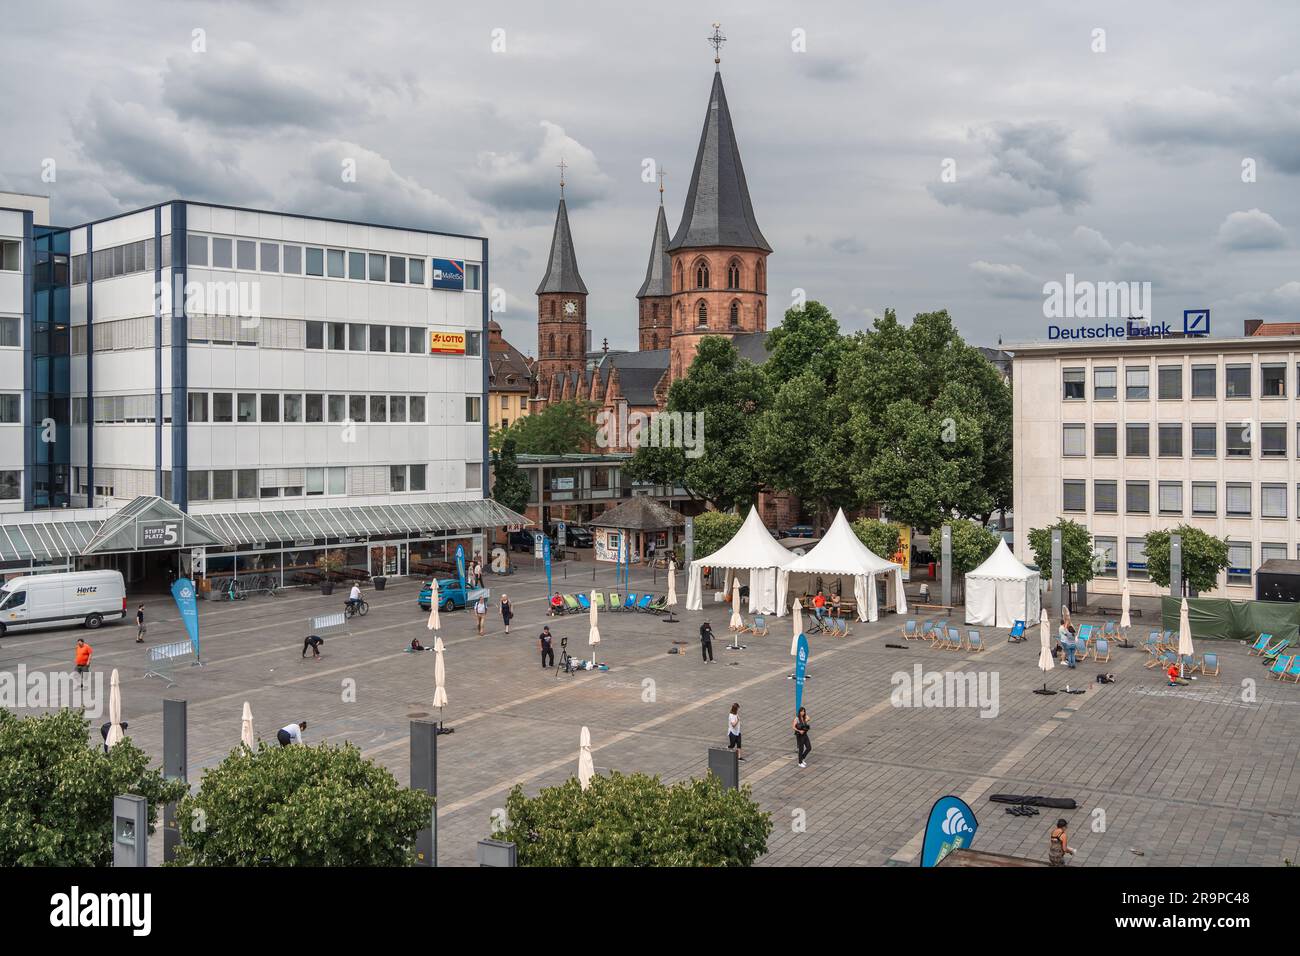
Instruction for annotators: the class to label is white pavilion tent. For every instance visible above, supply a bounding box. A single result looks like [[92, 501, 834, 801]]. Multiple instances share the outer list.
[[776, 510, 907, 622], [686, 508, 795, 615], [964, 538, 1041, 628]]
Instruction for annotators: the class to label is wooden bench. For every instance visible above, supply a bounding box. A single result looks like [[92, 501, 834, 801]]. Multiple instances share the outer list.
[[1095, 606, 1142, 618], [914, 603, 955, 616]]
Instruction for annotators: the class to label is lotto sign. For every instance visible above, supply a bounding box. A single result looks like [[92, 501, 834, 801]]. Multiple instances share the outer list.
[[429, 330, 467, 354]]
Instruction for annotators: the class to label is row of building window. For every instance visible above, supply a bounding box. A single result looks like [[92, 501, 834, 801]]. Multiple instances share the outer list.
[[304, 321, 480, 356], [70, 238, 167, 285], [185, 392, 437, 425], [1063, 478, 1300, 518], [185, 234, 482, 290], [0, 316, 20, 347], [0, 469, 17, 499], [1064, 363, 1294, 402], [185, 464, 430, 502], [71, 394, 173, 425], [0, 394, 19, 423], [673, 257, 764, 292], [1093, 536, 1267, 586], [1062, 421, 1297, 458]]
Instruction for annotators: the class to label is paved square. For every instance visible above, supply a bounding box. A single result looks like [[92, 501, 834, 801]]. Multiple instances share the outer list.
[[5, 562, 1299, 866]]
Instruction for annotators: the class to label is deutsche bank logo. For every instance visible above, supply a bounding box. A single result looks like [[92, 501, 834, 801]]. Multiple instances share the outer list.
[[1183, 309, 1210, 336]]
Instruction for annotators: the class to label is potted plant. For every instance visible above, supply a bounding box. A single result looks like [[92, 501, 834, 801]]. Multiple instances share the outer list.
[[315, 550, 345, 595], [370, 546, 388, 591]]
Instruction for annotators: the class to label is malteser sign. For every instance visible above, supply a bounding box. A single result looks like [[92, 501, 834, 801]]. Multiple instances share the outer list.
[[429, 331, 466, 355]]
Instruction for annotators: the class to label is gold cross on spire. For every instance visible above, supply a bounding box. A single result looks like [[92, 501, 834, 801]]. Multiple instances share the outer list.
[[557, 157, 568, 197], [657, 167, 667, 205], [708, 22, 725, 69]]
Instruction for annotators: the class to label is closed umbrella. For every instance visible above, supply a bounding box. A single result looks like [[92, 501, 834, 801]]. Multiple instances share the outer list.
[[1035, 610, 1056, 695], [240, 701, 255, 749], [1119, 583, 1131, 644], [588, 590, 600, 661], [664, 559, 679, 623], [578, 726, 594, 790], [432, 636, 448, 725], [729, 577, 744, 631], [427, 580, 440, 632], [105, 669, 124, 748], [1177, 597, 1194, 678], [791, 598, 804, 656]]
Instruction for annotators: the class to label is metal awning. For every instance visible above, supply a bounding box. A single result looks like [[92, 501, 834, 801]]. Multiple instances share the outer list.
[[80, 496, 226, 555], [0, 518, 102, 562], [197, 498, 529, 547]]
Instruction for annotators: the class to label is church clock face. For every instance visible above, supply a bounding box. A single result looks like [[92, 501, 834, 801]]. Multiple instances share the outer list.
[[563, 299, 578, 316]]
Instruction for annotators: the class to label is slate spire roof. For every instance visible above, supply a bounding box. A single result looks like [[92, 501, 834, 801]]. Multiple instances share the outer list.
[[667, 71, 771, 253], [636, 203, 673, 298], [536, 198, 588, 295]]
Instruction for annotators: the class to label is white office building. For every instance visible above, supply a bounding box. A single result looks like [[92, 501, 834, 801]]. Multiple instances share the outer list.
[[0, 193, 524, 592], [1013, 330, 1300, 598]]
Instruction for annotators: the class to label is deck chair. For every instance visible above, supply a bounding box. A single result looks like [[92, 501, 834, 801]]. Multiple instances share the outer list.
[[609, 592, 622, 611], [901, 619, 919, 641], [1073, 637, 1091, 663], [1102, 620, 1117, 637], [831, 617, 850, 638], [941, 626, 964, 651], [1248, 633, 1274, 655], [922, 620, 942, 643], [647, 594, 668, 614], [1268, 654, 1294, 679], [577, 593, 592, 611], [1161, 630, 1176, 651], [967, 630, 985, 652], [624, 593, 639, 610], [1009, 620, 1026, 642], [1093, 638, 1111, 663], [1285, 658, 1300, 683], [1145, 631, 1161, 650], [636, 594, 653, 612], [594, 592, 607, 611], [1198, 652, 1219, 679], [562, 594, 582, 613], [752, 615, 769, 636], [1077, 624, 1094, 645], [1262, 638, 1293, 662], [1144, 647, 1169, 669]]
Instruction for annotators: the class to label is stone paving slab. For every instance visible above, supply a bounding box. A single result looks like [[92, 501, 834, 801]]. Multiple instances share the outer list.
[[2, 563, 1298, 867]]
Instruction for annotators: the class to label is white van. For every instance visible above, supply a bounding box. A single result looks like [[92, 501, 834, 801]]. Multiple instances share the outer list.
[[0, 570, 127, 636]]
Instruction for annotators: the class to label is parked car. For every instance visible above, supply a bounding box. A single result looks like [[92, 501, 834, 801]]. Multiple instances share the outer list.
[[0, 570, 127, 636], [418, 578, 488, 611], [562, 525, 594, 548], [508, 530, 555, 553], [783, 525, 816, 539]]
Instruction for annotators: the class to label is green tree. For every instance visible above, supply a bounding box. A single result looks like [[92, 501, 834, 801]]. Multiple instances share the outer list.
[[495, 771, 772, 866], [1144, 526, 1230, 594], [625, 338, 772, 510], [851, 517, 902, 562], [491, 437, 531, 515], [692, 510, 744, 561], [1027, 519, 1096, 587], [495, 400, 596, 455], [949, 521, 1002, 576], [763, 300, 844, 386], [0, 709, 185, 866], [173, 742, 433, 866]]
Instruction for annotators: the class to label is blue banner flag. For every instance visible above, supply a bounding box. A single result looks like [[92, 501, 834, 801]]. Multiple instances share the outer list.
[[794, 633, 809, 714], [920, 795, 978, 867], [170, 577, 201, 660], [455, 544, 466, 591], [544, 535, 552, 596]]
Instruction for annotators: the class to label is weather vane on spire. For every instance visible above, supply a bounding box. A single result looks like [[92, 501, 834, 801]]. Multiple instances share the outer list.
[[708, 22, 725, 69], [557, 157, 568, 197], [657, 167, 667, 205]]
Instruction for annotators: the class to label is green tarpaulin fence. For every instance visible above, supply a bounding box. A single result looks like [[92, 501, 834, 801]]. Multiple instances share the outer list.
[[1160, 597, 1300, 643]]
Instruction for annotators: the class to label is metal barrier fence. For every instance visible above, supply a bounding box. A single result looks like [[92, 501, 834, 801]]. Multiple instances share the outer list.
[[144, 640, 196, 687], [308, 611, 350, 639]]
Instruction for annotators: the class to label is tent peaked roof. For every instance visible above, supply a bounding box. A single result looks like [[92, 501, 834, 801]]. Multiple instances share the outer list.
[[693, 508, 794, 569], [783, 510, 899, 575], [966, 537, 1037, 581]]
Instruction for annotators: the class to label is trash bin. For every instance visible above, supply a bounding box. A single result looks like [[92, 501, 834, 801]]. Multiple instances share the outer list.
[[373, 577, 387, 591], [928, 561, 936, 580]]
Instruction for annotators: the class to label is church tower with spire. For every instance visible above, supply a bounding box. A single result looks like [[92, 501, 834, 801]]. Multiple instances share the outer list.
[[635, 173, 674, 351], [534, 167, 589, 402], [666, 24, 771, 382]]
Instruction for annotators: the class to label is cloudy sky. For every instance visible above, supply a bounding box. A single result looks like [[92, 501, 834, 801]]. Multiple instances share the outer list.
[[3, 0, 1299, 352]]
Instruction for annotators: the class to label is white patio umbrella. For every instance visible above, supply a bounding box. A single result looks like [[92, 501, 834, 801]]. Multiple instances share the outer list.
[[729, 577, 744, 631], [1035, 610, 1056, 694], [588, 590, 601, 660], [105, 669, 124, 748], [791, 598, 804, 656], [1119, 583, 1131, 644], [1177, 597, 1194, 677], [665, 559, 679, 622], [578, 726, 594, 790], [432, 636, 448, 722], [427, 580, 440, 632], [240, 701, 255, 749]]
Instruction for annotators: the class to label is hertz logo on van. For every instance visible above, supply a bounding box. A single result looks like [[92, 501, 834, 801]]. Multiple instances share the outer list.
[[75, 586, 98, 595]]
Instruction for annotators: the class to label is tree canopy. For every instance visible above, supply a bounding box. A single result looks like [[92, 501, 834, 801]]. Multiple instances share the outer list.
[[490, 400, 596, 456], [1144, 526, 1230, 594], [490, 437, 531, 515], [1027, 519, 1096, 586]]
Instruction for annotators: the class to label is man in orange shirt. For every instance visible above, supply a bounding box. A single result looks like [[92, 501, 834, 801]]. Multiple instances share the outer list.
[[812, 590, 827, 623], [1167, 662, 1188, 686], [74, 638, 93, 686]]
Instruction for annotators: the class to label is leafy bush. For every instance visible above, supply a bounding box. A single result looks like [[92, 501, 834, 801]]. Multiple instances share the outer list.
[[694, 510, 744, 562], [1145, 526, 1229, 594], [851, 518, 902, 562], [0, 709, 184, 866], [173, 742, 433, 866], [1027, 519, 1096, 585], [496, 771, 772, 867]]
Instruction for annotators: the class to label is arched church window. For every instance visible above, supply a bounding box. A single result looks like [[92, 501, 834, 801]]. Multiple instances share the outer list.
[[696, 300, 708, 328], [694, 260, 710, 289]]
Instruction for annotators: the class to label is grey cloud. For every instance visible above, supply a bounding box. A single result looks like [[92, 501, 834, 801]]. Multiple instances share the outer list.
[[1001, 228, 1062, 258], [467, 121, 611, 215], [1217, 208, 1288, 250], [928, 121, 1090, 215], [1214, 281, 1300, 321], [968, 260, 1043, 299]]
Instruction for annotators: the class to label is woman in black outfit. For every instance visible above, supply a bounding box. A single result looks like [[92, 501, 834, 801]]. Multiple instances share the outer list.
[[793, 707, 811, 768], [501, 594, 513, 633]]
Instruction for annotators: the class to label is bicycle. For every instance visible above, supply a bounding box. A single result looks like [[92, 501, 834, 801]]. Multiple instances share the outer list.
[[344, 598, 369, 618]]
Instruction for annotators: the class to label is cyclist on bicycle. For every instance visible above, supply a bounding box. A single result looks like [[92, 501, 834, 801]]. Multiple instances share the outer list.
[[346, 581, 362, 613]]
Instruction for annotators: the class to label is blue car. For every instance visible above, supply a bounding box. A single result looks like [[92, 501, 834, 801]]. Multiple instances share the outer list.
[[418, 578, 469, 612]]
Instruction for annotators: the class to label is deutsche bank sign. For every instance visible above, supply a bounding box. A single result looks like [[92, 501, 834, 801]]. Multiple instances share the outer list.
[[1047, 309, 1211, 341]]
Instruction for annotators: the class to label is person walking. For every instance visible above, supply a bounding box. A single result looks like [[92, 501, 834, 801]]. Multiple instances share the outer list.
[[302, 634, 324, 659], [539, 625, 555, 669], [277, 721, 306, 747], [793, 707, 812, 768], [727, 703, 744, 760], [473, 594, 488, 635], [1048, 818, 1074, 866], [500, 594, 513, 634], [74, 638, 93, 686], [700, 621, 715, 663], [134, 604, 146, 644]]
